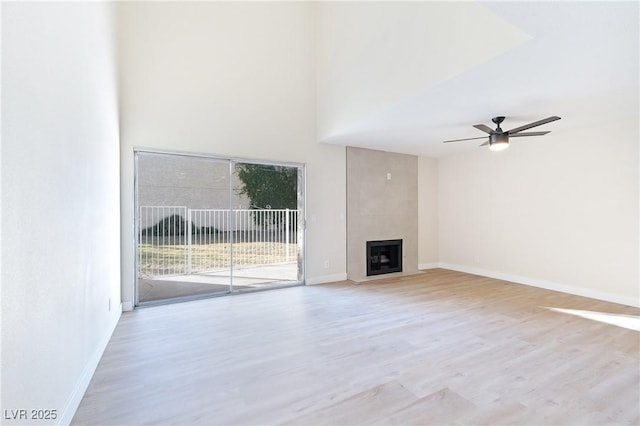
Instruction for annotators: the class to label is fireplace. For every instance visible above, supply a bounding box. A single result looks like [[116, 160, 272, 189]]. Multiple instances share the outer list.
[[366, 239, 402, 276]]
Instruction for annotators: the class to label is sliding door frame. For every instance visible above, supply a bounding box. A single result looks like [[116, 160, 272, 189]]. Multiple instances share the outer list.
[[133, 147, 306, 307]]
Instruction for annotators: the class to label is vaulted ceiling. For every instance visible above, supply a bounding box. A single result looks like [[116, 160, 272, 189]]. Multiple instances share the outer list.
[[316, 1, 639, 158]]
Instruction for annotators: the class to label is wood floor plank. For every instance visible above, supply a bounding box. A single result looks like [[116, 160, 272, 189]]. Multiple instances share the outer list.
[[284, 381, 419, 425], [375, 388, 477, 426], [72, 269, 640, 425]]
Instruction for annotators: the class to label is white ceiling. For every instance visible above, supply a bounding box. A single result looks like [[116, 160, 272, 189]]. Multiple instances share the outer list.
[[316, 1, 639, 158]]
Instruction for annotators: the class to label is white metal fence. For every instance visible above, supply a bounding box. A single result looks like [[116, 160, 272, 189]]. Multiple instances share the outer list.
[[138, 206, 298, 278]]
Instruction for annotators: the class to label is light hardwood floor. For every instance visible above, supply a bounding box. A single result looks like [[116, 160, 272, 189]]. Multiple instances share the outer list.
[[72, 269, 640, 425]]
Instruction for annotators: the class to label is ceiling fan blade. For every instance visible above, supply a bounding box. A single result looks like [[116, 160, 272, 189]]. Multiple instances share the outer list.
[[508, 131, 550, 137], [480, 141, 489, 147], [507, 116, 561, 134], [443, 136, 489, 143], [473, 124, 494, 134]]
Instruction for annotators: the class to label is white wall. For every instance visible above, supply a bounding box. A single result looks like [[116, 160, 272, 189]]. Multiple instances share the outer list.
[[438, 119, 639, 306], [418, 156, 438, 269], [116, 2, 346, 306], [1, 2, 121, 424]]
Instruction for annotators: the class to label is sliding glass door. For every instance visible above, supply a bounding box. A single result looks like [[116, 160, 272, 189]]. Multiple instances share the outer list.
[[230, 162, 303, 291], [134, 151, 304, 306]]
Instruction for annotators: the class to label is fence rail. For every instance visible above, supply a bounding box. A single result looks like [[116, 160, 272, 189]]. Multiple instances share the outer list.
[[138, 207, 298, 278]]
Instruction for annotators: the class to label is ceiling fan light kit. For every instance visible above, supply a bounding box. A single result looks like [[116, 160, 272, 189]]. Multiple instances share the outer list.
[[489, 132, 509, 151], [444, 115, 561, 151]]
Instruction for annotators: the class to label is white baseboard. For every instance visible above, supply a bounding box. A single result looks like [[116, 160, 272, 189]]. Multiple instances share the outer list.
[[306, 273, 348, 285], [58, 306, 121, 425], [418, 262, 440, 270], [121, 301, 134, 312], [439, 262, 640, 308]]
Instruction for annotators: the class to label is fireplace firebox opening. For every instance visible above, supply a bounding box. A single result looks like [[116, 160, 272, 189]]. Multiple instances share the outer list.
[[366, 239, 402, 276]]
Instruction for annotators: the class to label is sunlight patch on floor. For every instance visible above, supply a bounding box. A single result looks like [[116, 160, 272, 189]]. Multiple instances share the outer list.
[[546, 307, 640, 331]]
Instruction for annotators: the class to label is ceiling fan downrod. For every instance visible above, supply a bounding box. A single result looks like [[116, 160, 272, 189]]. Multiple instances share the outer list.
[[492, 116, 505, 133]]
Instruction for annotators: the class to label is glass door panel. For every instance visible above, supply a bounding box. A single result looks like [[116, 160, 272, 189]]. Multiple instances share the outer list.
[[135, 152, 231, 305], [230, 162, 304, 291]]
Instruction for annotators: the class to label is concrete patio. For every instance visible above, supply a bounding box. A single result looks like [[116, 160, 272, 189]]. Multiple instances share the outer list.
[[138, 263, 299, 303]]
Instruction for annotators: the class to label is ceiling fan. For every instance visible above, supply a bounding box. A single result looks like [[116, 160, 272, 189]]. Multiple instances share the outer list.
[[443, 116, 561, 151]]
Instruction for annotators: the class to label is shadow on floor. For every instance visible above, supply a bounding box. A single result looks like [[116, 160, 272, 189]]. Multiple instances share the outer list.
[[138, 278, 247, 302]]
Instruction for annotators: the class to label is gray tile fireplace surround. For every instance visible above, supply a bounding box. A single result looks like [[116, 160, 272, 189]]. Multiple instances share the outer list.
[[346, 146, 419, 282]]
